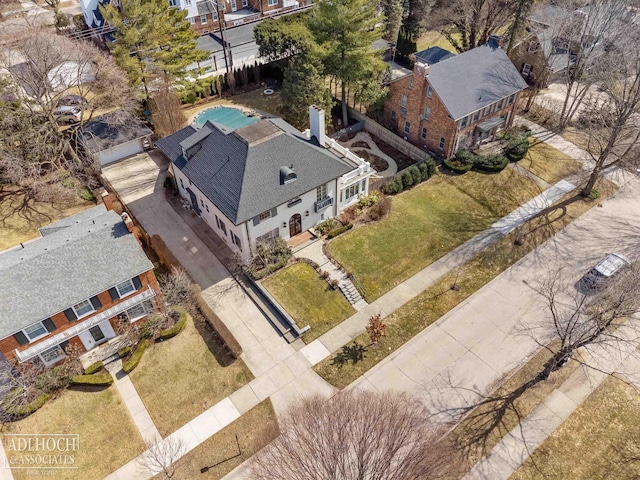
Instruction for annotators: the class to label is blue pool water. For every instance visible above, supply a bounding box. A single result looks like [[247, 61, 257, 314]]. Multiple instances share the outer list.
[[194, 106, 259, 129]]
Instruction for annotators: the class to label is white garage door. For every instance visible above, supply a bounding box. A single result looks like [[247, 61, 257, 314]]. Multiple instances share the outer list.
[[98, 139, 144, 165]]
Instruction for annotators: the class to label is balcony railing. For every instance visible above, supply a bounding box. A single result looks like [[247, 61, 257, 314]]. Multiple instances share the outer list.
[[15, 287, 156, 362], [314, 197, 334, 212]]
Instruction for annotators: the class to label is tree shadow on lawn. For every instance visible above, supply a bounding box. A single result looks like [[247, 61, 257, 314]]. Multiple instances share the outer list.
[[330, 342, 367, 368]]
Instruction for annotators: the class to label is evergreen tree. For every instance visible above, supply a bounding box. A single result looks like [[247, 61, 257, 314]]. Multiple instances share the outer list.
[[309, 0, 386, 127], [280, 54, 333, 130], [381, 0, 403, 43], [396, 25, 417, 59], [403, 0, 436, 38], [101, 0, 208, 102]]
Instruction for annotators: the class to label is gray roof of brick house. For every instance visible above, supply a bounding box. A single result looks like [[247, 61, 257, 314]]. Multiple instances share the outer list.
[[415, 47, 456, 65], [156, 118, 355, 225], [78, 111, 152, 153], [427, 42, 529, 120], [0, 206, 153, 339]]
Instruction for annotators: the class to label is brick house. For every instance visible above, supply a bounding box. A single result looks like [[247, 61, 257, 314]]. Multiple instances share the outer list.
[[156, 106, 374, 260], [0, 203, 161, 367], [385, 39, 528, 159]]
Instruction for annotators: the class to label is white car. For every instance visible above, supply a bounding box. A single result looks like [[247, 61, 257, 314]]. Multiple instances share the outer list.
[[581, 253, 631, 291], [54, 106, 82, 124]]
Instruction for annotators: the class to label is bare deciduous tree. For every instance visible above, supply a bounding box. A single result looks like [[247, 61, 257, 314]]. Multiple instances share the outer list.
[[159, 266, 196, 311], [366, 313, 387, 346], [150, 83, 187, 138], [251, 390, 461, 480], [141, 437, 185, 479]]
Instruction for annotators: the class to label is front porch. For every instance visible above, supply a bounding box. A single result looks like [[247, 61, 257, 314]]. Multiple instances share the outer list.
[[79, 336, 129, 369]]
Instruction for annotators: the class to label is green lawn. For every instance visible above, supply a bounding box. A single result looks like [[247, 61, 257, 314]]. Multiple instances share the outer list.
[[130, 313, 253, 437], [519, 140, 582, 185], [328, 169, 540, 301], [416, 29, 460, 53], [315, 178, 616, 389], [511, 377, 640, 480], [3, 386, 144, 480], [262, 263, 355, 343]]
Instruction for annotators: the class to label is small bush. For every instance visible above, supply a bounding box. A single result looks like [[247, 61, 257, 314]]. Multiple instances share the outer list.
[[365, 195, 391, 222], [251, 259, 288, 280], [192, 285, 243, 358], [381, 176, 403, 195], [409, 166, 422, 185], [339, 205, 357, 224], [123, 340, 149, 374], [506, 136, 529, 161], [444, 158, 474, 173], [84, 361, 104, 375], [34, 362, 81, 393], [418, 158, 436, 180], [118, 346, 131, 358], [139, 314, 165, 340], [327, 224, 353, 239], [357, 191, 380, 210], [71, 374, 113, 386], [316, 218, 338, 235], [401, 170, 414, 189], [5, 394, 50, 416], [588, 189, 600, 200], [473, 153, 509, 172], [78, 187, 95, 202], [159, 306, 188, 340]]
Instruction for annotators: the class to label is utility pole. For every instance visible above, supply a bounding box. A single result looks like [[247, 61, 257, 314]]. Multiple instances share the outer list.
[[212, 0, 230, 74]]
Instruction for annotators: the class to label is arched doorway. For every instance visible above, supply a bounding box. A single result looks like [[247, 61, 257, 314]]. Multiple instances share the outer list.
[[289, 214, 302, 237]]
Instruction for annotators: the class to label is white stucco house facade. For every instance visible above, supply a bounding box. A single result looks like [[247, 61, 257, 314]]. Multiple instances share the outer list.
[[156, 106, 374, 260]]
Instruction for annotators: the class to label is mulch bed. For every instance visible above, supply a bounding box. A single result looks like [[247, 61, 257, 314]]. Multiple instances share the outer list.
[[353, 150, 389, 172]]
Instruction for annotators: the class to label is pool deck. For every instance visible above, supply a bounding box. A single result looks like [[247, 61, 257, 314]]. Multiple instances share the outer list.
[[192, 105, 261, 129]]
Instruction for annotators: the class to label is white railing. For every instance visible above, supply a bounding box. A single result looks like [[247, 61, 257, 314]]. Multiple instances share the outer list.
[[15, 287, 156, 362], [300, 130, 373, 181]]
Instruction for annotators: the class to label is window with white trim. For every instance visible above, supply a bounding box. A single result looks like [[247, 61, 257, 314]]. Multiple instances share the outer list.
[[439, 137, 445, 150], [423, 106, 431, 120], [24, 322, 48, 342], [169, 0, 178, 6], [400, 95, 407, 108], [472, 111, 480, 122], [72, 299, 94, 318], [200, 14, 207, 24], [232, 233, 242, 250], [420, 127, 427, 140], [259, 210, 271, 221], [427, 85, 433, 98], [345, 183, 360, 200], [459, 116, 468, 128], [242, 0, 248, 6], [218, 219, 227, 236], [40, 345, 65, 365], [115, 279, 136, 298], [408, 77, 413, 89], [391, 111, 396, 120], [268, 0, 278, 5], [404, 121, 410, 135], [482, 105, 491, 117], [123, 300, 154, 322], [497, 98, 505, 110], [316, 184, 327, 201], [188, 16, 195, 24], [213, 10, 218, 19], [521, 63, 532, 77], [185, 0, 192, 5]]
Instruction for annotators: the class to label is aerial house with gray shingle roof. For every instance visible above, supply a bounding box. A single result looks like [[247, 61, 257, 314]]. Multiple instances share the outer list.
[[385, 38, 528, 158], [0, 204, 162, 366], [156, 106, 374, 259]]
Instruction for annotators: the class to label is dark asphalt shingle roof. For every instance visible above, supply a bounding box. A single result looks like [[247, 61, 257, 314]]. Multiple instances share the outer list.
[[78, 111, 152, 153], [162, 118, 355, 224], [156, 126, 197, 163], [415, 47, 455, 65], [0, 206, 153, 339], [427, 43, 528, 120]]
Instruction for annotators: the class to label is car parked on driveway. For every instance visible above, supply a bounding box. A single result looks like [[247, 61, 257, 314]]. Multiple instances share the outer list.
[[55, 95, 87, 107], [580, 253, 631, 292], [54, 105, 83, 124]]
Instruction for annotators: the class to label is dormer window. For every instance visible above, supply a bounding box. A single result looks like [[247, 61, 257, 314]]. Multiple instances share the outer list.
[[280, 166, 297, 185]]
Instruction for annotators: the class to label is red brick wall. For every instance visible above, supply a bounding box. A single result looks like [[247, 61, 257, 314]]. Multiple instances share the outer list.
[[385, 66, 522, 158], [1, 269, 162, 363]]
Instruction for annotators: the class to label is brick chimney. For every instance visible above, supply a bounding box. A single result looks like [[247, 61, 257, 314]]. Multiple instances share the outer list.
[[414, 62, 430, 79], [100, 188, 114, 211], [309, 105, 326, 146], [121, 212, 135, 233]]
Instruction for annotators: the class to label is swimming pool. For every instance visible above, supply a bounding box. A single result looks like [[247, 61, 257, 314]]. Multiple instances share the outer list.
[[193, 106, 259, 129]]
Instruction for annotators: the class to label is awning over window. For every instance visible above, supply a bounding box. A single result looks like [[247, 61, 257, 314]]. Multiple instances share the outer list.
[[476, 117, 505, 133]]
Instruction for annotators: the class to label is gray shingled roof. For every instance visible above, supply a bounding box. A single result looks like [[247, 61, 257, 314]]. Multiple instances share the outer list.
[[156, 125, 197, 163], [160, 119, 354, 224], [415, 47, 455, 65], [0, 207, 153, 339], [78, 111, 152, 153], [427, 42, 528, 120]]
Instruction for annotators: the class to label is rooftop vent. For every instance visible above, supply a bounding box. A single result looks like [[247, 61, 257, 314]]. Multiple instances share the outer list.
[[280, 166, 297, 185]]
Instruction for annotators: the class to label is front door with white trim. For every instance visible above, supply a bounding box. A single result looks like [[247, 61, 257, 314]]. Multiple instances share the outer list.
[[78, 320, 116, 351]]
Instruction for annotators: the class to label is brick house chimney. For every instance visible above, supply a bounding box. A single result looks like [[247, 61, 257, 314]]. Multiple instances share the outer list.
[[414, 62, 430, 78], [100, 188, 114, 211], [309, 105, 326, 146]]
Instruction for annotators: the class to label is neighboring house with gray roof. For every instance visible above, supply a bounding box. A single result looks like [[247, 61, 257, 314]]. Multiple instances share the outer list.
[[0, 203, 161, 366], [385, 37, 527, 158], [156, 106, 374, 259], [78, 111, 152, 166]]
